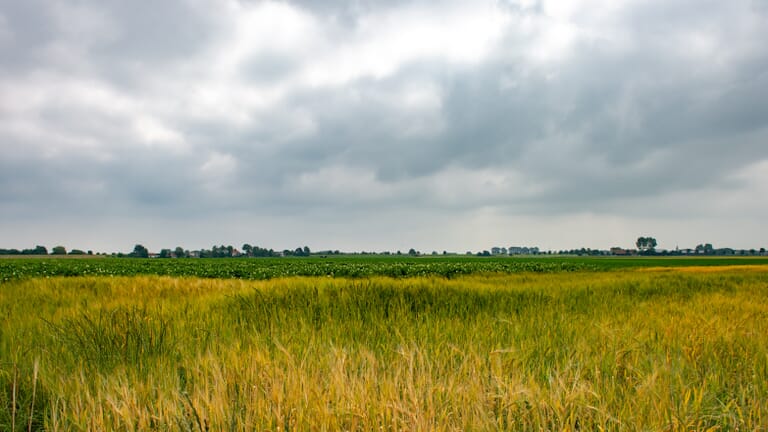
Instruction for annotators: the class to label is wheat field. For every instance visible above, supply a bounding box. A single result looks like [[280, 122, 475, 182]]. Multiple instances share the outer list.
[[1, 267, 767, 430]]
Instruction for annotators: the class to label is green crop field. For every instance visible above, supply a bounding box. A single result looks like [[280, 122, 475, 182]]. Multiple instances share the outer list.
[[2, 255, 768, 282], [1, 258, 768, 430]]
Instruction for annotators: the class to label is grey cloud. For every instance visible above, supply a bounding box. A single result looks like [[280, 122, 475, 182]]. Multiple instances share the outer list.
[[1, 0, 767, 250], [284, 0, 411, 20], [94, 1, 218, 60], [0, 1, 57, 73], [227, 21, 768, 212], [239, 52, 302, 83], [89, 1, 225, 90], [496, 0, 543, 15]]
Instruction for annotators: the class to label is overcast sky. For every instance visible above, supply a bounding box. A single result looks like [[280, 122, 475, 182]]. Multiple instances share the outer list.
[[1, 0, 767, 253]]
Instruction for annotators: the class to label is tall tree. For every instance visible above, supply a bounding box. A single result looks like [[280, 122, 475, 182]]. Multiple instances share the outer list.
[[132, 244, 149, 258], [636, 237, 657, 253]]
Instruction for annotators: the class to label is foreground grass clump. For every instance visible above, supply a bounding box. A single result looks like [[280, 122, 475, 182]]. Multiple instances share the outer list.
[[1, 268, 767, 430]]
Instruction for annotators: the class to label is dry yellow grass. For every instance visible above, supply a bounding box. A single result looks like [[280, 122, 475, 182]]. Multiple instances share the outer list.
[[1, 268, 767, 430], [637, 264, 768, 273]]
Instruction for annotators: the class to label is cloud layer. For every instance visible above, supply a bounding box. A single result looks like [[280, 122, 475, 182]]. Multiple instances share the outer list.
[[2, 0, 767, 252]]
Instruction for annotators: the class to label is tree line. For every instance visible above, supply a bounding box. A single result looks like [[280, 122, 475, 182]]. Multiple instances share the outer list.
[[0, 245, 94, 256], [3, 238, 766, 258], [121, 244, 322, 258]]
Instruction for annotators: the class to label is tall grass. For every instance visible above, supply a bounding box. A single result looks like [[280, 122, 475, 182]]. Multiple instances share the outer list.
[[1, 268, 767, 430]]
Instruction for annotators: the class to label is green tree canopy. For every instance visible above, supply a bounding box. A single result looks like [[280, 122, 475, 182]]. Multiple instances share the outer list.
[[131, 244, 149, 258], [636, 237, 657, 253]]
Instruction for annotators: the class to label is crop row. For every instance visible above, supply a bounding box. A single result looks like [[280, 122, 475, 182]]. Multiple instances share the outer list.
[[0, 257, 597, 282]]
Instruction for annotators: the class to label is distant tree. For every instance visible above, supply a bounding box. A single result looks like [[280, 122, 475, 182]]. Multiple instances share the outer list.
[[242, 244, 253, 257], [68, 249, 86, 255], [303, 246, 310, 256], [174, 247, 185, 258], [132, 244, 149, 258], [636, 237, 657, 253], [248, 245, 272, 257], [208, 245, 233, 258], [159, 249, 172, 258], [87, 250, 93, 255], [31, 245, 48, 255], [51, 246, 67, 255], [408, 248, 417, 256]]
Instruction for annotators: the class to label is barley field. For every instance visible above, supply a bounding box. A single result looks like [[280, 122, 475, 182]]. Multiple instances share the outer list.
[[1, 264, 767, 430]]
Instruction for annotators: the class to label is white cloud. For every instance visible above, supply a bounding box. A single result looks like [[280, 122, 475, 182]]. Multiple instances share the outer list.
[[201, 151, 237, 175], [226, 1, 320, 61], [425, 166, 550, 206], [133, 116, 187, 152], [300, 3, 507, 86], [287, 165, 406, 203]]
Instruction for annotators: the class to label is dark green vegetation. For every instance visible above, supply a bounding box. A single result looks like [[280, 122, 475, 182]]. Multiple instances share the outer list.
[[2, 256, 768, 283]]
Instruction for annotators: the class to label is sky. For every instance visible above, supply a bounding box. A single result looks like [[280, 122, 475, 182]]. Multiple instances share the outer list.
[[1, 0, 767, 253]]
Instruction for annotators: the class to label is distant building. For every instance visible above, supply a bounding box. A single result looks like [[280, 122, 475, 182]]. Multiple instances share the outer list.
[[508, 246, 539, 255]]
